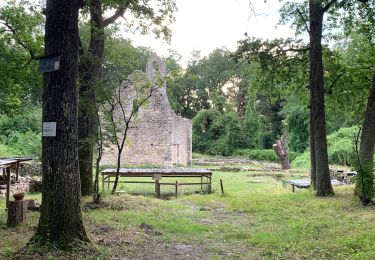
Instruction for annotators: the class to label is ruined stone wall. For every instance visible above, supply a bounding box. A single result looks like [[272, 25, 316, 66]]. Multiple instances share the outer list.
[[171, 116, 192, 166], [101, 54, 192, 167]]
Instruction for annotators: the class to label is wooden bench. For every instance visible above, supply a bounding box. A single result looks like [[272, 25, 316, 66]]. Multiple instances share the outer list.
[[101, 168, 212, 198], [283, 179, 344, 192]]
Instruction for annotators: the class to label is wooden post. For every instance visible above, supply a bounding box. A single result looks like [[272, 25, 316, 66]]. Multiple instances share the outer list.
[[208, 176, 212, 194], [155, 180, 161, 199], [200, 176, 203, 191], [15, 162, 20, 182], [7, 200, 27, 227], [6, 168, 11, 209], [220, 179, 224, 195], [2, 168, 5, 185], [175, 181, 178, 198], [102, 175, 105, 191], [107, 176, 110, 190]]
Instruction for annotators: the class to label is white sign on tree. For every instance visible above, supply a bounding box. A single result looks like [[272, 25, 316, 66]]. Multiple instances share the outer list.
[[43, 122, 57, 137]]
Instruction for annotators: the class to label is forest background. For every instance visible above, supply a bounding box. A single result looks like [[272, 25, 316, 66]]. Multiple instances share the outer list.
[[0, 0, 374, 170]]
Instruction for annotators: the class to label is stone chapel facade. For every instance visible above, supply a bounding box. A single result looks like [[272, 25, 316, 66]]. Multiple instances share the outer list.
[[101, 54, 192, 167]]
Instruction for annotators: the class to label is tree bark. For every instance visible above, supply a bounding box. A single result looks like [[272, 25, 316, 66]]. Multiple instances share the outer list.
[[309, 0, 333, 196], [310, 101, 317, 190], [78, 0, 104, 196], [34, 0, 88, 246], [356, 71, 375, 203]]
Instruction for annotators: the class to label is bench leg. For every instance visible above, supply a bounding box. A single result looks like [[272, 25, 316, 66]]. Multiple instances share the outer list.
[[292, 185, 295, 193], [155, 180, 161, 199], [175, 181, 178, 198]]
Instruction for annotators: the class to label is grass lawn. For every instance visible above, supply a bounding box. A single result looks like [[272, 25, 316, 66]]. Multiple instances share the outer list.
[[1, 163, 375, 259]]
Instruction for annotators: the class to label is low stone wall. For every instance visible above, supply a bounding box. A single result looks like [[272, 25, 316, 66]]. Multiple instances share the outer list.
[[330, 170, 356, 184]]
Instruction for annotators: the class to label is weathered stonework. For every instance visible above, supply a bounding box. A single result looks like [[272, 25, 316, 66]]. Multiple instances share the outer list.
[[101, 54, 192, 167]]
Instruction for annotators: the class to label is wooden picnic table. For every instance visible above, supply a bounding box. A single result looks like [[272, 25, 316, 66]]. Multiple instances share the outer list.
[[0, 157, 33, 209], [101, 168, 212, 198]]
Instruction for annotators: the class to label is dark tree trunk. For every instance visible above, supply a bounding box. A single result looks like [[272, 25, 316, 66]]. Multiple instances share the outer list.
[[309, 0, 333, 196], [34, 0, 88, 245], [310, 110, 316, 189], [356, 71, 375, 203], [78, 0, 104, 196]]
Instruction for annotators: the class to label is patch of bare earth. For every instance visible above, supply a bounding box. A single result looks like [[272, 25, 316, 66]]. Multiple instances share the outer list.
[[86, 219, 206, 260]]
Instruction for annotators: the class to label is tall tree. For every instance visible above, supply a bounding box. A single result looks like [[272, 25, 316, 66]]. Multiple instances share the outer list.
[[33, 0, 88, 245], [357, 72, 375, 203], [78, 0, 176, 195], [308, 0, 333, 195]]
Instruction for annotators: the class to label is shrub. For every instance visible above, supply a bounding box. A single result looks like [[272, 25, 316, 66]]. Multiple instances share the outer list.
[[3, 131, 41, 159], [327, 126, 359, 166], [292, 126, 361, 167], [291, 151, 310, 168], [235, 149, 300, 163], [193, 110, 251, 156], [0, 144, 16, 157]]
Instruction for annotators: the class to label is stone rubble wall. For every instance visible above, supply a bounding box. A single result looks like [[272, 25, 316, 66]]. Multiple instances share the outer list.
[[0, 162, 42, 198], [19, 162, 42, 176]]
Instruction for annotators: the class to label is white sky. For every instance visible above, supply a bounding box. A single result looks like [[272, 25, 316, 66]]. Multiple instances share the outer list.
[[126, 0, 297, 66]]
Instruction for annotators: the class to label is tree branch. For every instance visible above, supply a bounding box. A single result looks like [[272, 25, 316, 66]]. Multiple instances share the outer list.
[[322, 0, 338, 13], [285, 47, 310, 52], [103, 0, 131, 27], [296, 8, 310, 34], [0, 21, 36, 60]]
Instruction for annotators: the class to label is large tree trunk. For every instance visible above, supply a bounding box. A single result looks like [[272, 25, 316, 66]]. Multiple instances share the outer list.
[[310, 101, 317, 189], [309, 0, 333, 196], [78, 0, 104, 196], [356, 71, 375, 204], [34, 0, 88, 246]]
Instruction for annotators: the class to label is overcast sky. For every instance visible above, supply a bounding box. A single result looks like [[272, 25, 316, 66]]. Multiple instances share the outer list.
[[126, 0, 297, 65]]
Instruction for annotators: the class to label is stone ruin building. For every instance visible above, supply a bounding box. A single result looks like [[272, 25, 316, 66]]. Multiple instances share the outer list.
[[101, 54, 192, 167]]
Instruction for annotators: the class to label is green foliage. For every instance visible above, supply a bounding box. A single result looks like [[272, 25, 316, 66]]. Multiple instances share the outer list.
[[280, 96, 309, 153], [0, 107, 41, 158], [235, 149, 300, 163], [192, 110, 251, 156], [0, 144, 16, 157], [291, 151, 310, 168], [0, 1, 43, 114], [327, 126, 359, 166], [292, 126, 360, 167], [355, 165, 374, 204]]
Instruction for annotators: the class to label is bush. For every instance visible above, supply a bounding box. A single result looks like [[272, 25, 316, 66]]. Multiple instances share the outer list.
[[291, 151, 310, 168], [292, 126, 361, 167], [0, 144, 16, 157], [0, 107, 42, 159], [235, 149, 300, 163], [2, 131, 41, 159], [193, 110, 251, 156], [327, 126, 358, 166]]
